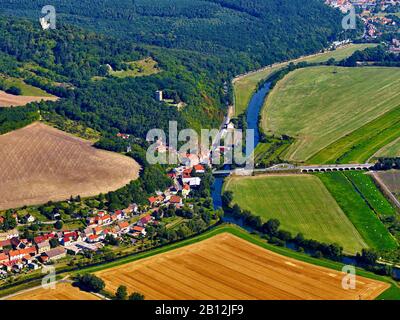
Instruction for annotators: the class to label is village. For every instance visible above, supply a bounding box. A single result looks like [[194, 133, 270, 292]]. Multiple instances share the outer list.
[[326, 0, 400, 40], [0, 160, 208, 279]]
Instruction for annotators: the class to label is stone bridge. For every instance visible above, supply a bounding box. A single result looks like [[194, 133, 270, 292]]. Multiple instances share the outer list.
[[299, 163, 374, 173]]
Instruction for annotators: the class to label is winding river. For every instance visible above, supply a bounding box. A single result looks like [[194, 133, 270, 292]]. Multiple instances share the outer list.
[[211, 82, 271, 209]]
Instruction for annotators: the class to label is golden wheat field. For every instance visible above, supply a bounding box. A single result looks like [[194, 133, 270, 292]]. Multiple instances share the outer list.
[[95, 233, 389, 300], [8, 282, 101, 300], [0, 122, 140, 210]]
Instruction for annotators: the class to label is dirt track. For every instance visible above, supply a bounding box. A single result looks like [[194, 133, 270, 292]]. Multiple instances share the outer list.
[[0, 91, 58, 107], [96, 233, 389, 300], [0, 122, 140, 209]]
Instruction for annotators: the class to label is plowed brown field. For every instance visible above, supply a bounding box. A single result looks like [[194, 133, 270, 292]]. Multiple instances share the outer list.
[[0, 90, 58, 107], [96, 233, 389, 300], [0, 122, 140, 209], [8, 282, 101, 300]]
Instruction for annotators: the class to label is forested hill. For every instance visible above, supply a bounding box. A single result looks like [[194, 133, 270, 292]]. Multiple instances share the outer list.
[[0, 0, 346, 140], [0, 17, 228, 136], [2, 0, 345, 66]]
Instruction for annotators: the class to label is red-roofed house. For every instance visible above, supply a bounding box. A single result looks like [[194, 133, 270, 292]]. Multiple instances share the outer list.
[[169, 195, 183, 207], [97, 211, 106, 217], [132, 226, 146, 236], [9, 250, 24, 261], [182, 184, 191, 198], [34, 233, 55, 244], [94, 226, 103, 235], [23, 247, 37, 255], [0, 239, 11, 249], [64, 231, 78, 240], [118, 221, 130, 234], [63, 236, 72, 246], [138, 215, 153, 227], [193, 164, 205, 173], [148, 195, 164, 207], [148, 196, 158, 206], [88, 234, 100, 243], [0, 253, 8, 263]]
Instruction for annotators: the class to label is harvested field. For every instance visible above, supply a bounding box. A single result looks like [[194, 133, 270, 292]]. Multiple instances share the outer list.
[[95, 233, 388, 300], [8, 282, 101, 300], [375, 170, 400, 200], [0, 90, 58, 107], [0, 122, 140, 210]]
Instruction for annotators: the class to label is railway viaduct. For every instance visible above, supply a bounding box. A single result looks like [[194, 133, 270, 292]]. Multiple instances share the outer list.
[[299, 163, 374, 173]]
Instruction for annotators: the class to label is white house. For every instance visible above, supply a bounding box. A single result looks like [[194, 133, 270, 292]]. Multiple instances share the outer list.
[[182, 177, 201, 187]]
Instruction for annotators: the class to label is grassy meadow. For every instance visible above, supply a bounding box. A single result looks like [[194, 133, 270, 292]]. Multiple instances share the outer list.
[[109, 57, 160, 78], [224, 174, 367, 254], [0, 75, 52, 97], [233, 43, 377, 116], [345, 171, 397, 218], [261, 66, 400, 163], [317, 172, 398, 251], [310, 106, 400, 164], [375, 137, 400, 158]]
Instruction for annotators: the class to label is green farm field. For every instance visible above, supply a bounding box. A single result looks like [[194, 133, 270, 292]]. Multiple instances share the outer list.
[[261, 66, 400, 163], [233, 43, 377, 116], [317, 172, 398, 251], [375, 137, 400, 158], [224, 174, 367, 254], [310, 106, 400, 164], [345, 171, 397, 218]]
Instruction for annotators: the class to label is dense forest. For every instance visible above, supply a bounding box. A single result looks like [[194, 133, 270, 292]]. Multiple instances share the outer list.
[[0, 0, 346, 139], [341, 45, 400, 67], [0, 105, 39, 134], [1, 0, 346, 66], [0, 17, 228, 136]]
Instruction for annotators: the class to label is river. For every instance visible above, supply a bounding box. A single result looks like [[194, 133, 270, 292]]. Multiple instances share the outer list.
[[211, 82, 271, 209]]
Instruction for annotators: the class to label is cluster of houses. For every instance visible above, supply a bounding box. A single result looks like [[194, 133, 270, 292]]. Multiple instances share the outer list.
[[0, 232, 68, 274], [326, 0, 400, 38], [82, 204, 154, 242], [326, 0, 399, 11], [0, 203, 154, 275], [0, 156, 207, 277]]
